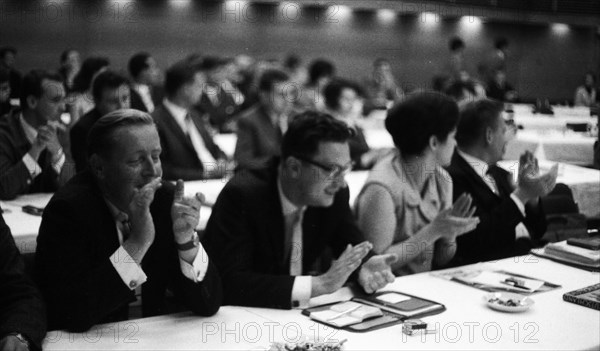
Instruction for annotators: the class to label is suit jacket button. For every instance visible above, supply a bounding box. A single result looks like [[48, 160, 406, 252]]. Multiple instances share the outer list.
[[129, 281, 137, 288]]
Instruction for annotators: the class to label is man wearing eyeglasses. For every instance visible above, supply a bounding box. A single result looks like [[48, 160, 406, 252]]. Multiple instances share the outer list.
[[203, 111, 397, 309]]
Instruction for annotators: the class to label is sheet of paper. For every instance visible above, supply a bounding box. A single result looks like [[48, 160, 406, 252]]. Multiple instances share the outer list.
[[309, 310, 360, 327], [377, 293, 411, 304]]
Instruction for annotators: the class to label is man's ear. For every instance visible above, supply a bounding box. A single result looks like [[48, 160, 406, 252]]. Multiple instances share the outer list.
[[282, 156, 302, 179], [485, 126, 494, 145], [428, 135, 439, 151], [88, 154, 105, 179], [26, 95, 38, 110]]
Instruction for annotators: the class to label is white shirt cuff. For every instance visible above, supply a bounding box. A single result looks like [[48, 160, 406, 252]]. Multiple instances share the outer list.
[[21, 153, 41, 178], [110, 246, 147, 290], [291, 276, 312, 309], [510, 193, 526, 216], [179, 244, 210, 282], [51, 150, 66, 174]]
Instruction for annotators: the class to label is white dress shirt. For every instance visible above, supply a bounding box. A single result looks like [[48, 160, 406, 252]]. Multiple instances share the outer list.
[[277, 177, 311, 308], [19, 114, 65, 178], [105, 199, 210, 292], [457, 150, 530, 239], [162, 99, 216, 165], [132, 84, 155, 113]]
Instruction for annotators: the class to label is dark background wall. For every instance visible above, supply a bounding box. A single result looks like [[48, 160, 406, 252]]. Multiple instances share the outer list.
[[1, 1, 598, 102]]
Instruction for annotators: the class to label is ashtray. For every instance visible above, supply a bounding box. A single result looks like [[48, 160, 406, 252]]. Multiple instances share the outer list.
[[483, 292, 534, 313]]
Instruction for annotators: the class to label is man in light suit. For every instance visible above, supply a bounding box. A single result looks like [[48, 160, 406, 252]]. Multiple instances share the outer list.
[[234, 69, 293, 170], [35, 109, 222, 332], [152, 61, 228, 181]]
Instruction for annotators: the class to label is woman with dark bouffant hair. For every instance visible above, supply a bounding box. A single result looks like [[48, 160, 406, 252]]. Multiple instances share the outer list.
[[68, 57, 109, 124], [355, 92, 479, 276]]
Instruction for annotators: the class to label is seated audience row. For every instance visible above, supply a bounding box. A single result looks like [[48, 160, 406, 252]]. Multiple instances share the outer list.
[[0, 70, 67, 200]]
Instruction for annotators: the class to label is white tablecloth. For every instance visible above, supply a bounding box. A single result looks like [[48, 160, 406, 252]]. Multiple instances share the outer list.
[[1, 193, 52, 253], [504, 130, 596, 166], [43, 257, 600, 350]]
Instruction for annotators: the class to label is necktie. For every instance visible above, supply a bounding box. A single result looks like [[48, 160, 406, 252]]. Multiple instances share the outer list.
[[485, 168, 499, 195], [184, 114, 217, 165], [116, 211, 131, 242], [288, 209, 304, 276]]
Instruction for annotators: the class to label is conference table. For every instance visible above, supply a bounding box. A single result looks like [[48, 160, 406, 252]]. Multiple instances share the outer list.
[[42, 256, 600, 350], [4, 160, 599, 254]]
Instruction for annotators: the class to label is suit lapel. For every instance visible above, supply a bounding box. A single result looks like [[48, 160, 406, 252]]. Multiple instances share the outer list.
[[454, 152, 500, 200], [190, 112, 219, 160], [160, 105, 197, 155], [488, 166, 512, 197]]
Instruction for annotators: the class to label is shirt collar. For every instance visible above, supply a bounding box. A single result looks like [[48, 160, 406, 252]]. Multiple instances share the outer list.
[[19, 113, 37, 144], [277, 172, 305, 217], [457, 149, 490, 179], [133, 83, 150, 94], [162, 98, 188, 126]]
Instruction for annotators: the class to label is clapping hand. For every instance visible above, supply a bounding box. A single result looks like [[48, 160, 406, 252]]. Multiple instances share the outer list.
[[515, 152, 558, 203], [358, 253, 397, 293], [429, 193, 480, 241], [312, 241, 372, 297], [123, 177, 162, 263]]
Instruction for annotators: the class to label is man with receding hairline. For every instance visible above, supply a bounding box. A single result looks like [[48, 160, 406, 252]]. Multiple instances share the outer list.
[[446, 99, 556, 266], [35, 109, 221, 332]]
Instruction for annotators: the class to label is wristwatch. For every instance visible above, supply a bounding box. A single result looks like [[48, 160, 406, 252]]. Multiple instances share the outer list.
[[6, 333, 30, 350], [176, 232, 199, 251]]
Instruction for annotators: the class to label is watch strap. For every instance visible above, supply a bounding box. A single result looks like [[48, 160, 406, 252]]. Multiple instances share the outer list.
[[176, 233, 199, 251]]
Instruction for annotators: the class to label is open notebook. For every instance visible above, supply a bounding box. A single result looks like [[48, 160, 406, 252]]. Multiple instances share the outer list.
[[309, 301, 382, 327], [303, 291, 445, 332]]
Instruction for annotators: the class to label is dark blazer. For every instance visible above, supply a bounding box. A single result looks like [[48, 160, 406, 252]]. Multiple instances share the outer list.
[[34, 171, 222, 332], [0, 213, 46, 351], [203, 159, 367, 309], [152, 103, 226, 181], [69, 107, 103, 173], [446, 152, 546, 266], [130, 85, 163, 114], [0, 111, 60, 200], [349, 126, 371, 170], [130, 88, 149, 113], [196, 85, 240, 133], [233, 104, 282, 170]]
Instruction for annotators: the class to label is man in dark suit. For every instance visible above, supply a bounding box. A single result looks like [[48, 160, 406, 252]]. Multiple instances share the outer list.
[[1, 212, 46, 351], [152, 61, 228, 181], [35, 109, 221, 332], [195, 56, 243, 133], [204, 111, 396, 309], [234, 69, 292, 170], [446, 99, 557, 266], [0, 47, 22, 100], [0, 70, 67, 200], [128, 52, 162, 113], [70, 70, 131, 173]]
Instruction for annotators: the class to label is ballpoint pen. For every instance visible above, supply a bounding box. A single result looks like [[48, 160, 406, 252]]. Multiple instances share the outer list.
[[501, 277, 531, 291]]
